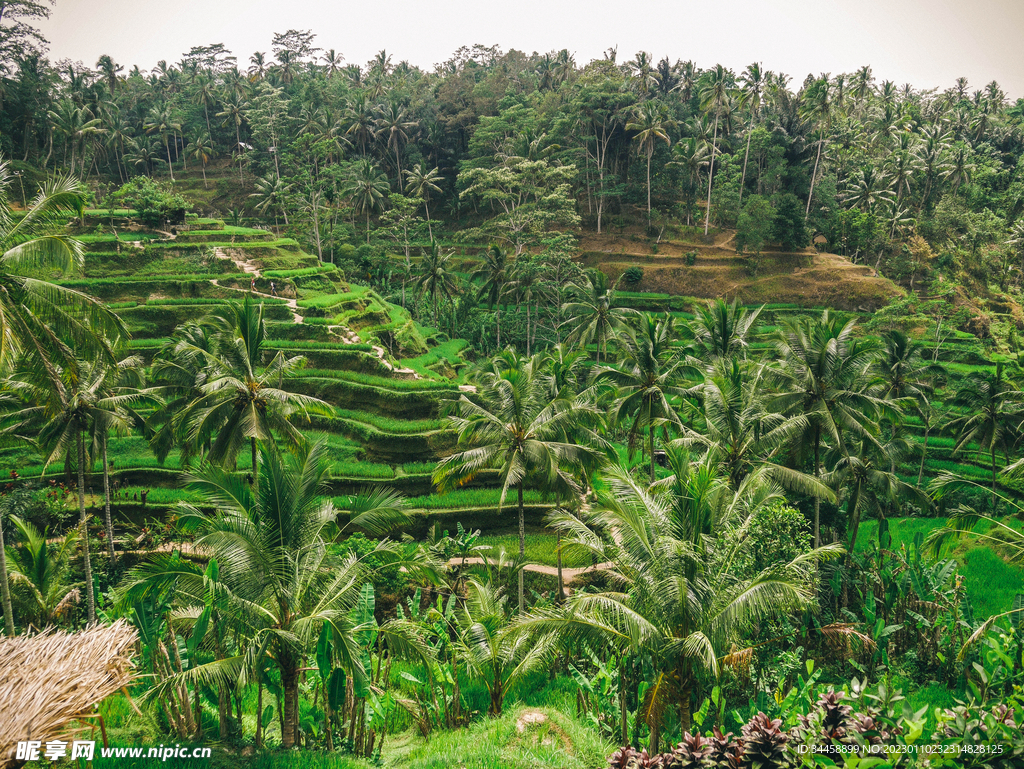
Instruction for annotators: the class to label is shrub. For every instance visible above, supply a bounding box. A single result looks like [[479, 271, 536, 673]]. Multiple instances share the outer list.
[[685, 250, 697, 266], [622, 266, 644, 284]]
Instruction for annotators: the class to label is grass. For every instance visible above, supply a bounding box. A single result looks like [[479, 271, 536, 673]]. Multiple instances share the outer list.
[[857, 517, 1024, 620], [476, 530, 593, 567], [331, 461, 395, 479], [402, 488, 548, 510], [290, 370, 458, 392], [961, 546, 1024, 620], [334, 410, 443, 434], [384, 706, 610, 769], [400, 462, 438, 475], [399, 339, 470, 378]]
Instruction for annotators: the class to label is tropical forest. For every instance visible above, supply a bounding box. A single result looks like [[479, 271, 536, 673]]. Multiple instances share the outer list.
[[3, 3, 1024, 768]]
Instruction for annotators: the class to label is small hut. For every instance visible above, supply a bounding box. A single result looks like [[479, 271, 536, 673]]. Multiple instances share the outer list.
[[0, 621, 138, 768]]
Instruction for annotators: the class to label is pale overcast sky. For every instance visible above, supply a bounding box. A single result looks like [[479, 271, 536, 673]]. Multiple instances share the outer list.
[[38, 0, 1024, 98]]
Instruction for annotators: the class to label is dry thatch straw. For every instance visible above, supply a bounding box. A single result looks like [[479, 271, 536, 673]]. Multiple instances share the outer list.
[[0, 621, 138, 768]]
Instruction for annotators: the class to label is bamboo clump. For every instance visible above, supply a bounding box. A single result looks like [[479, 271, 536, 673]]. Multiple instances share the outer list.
[[0, 621, 138, 768]]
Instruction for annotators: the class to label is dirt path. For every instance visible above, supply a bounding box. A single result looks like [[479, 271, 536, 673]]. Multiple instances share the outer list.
[[210, 247, 305, 324]]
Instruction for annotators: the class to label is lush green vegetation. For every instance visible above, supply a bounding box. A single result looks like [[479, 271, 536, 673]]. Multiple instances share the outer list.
[[5, 13, 1024, 767]]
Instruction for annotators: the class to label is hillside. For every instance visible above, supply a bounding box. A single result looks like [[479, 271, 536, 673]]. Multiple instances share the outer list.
[[577, 227, 902, 310]]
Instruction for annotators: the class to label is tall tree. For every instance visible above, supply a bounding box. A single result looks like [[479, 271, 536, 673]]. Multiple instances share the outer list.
[[737, 62, 767, 211], [403, 164, 443, 241], [948, 363, 1024, 510], [0, 159, 124, 381], [800, 75, 833, 221], [625, 101, 671, 222], [700, 65, 732, 235], [179, 296, 333, 478], [772, 311, 883, 548], [597, 313, 692, 482], [434, 350, 606, 611]]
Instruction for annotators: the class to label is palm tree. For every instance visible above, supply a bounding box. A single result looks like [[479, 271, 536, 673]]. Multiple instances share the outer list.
[[801, 75, 834, 221], [375, 100, 417, 186], [91, 352, 146, 560], [625, 101, 671, 222], [248, 173, 292, 228], [874, 330, 944, 483], [434, 351, 606, 611], [472, 245, 509, 349], [340, 158, 389, 243], [537, 455, 838, 743], [0, 160, 124, 381], [46, 101, 105, 177], [343, 94, 375, 155], [682, 357, 831, 497], [700, 64, 733, 235], [144, 106, 182, 182], [118, 440, 414, 748], [321, 49, 344, 77], [14, 357, 139, 623], [180, 296, 334, 478], [560, 271, 637, 363], [670, 137, 710, 225], [737, 62, 767, 211], [452, 578, 554, 716], [3, 515, 81, 629], [596, 313, 693, 482], [96, 54, 123, 93], [841, 166, 896, 213], [689, 298, 763, 364], [948, 363, 1024, 510], [193, 74, 217, 137], [125, 137, 164, 176], [414, 241, 459, 328], [147, 321, 216, 467], [188, 132, 215, 189], [771, 311, 884, 547], [403, 164, 444, 241], [216, 95, 248, 184]]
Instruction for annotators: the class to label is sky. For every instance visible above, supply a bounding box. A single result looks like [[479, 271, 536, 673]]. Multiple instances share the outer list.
[[38, 0, 1024, 99]]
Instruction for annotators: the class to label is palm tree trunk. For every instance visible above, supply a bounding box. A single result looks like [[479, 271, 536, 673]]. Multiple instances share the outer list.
[[102, 434, 115, 560], [680, 681, 693, 735], [0, 510, 15, 637], [256, 676, 264, 748], [236, 124, 243, 185], [738, 118, 754, 211], [165, 138, 174, 182], [526, 303, 532, 356], [496, 305, 502, 350], [78, 429, 96, 623], [646, 148, 652, 222], [518, 483, 525, 614], [250, 437, 258, 485], [425, 199, 433, 241], [281, 655, 300, 748], [813, 432, 821, 550], [556, 531, 564, 604], [649, 424, 656, 484], [917, 421, 931, 487], [201, 162, 207, 189], [366, 208, 370, 244], [992, 444, 998, 512], [805, 137, 824, 221], [704, 115, 720, 236]]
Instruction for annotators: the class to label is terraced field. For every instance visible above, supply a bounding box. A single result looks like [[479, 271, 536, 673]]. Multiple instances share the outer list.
[[9, 212, 1019, 546], [0, 214, 483, 530]]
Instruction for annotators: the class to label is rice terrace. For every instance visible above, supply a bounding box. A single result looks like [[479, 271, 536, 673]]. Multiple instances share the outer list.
[[2, 1, 1024, 767]]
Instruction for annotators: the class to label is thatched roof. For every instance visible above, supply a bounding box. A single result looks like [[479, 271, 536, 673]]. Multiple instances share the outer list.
[[0, 621, 138, 769]]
